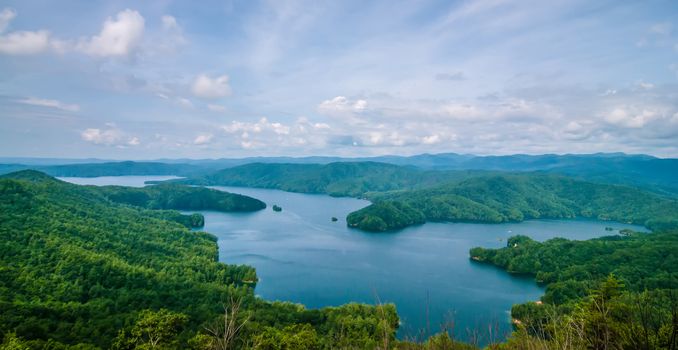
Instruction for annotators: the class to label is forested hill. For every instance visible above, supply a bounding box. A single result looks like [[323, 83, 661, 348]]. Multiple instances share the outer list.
[[346, 174, 678, 232], [0, 170, 266, 215], [162, 162, 678, 233], [0, 171, 399, 349], [467, 230, 678, 349], [171, 161, 487, 197], [0, 171, 256, 347], [96, 183, 266, 213], [3, 153, 676, 195]]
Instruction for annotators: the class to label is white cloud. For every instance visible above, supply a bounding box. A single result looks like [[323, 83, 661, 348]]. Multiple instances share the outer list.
[[18, 97, 80, 112], [154, 14, 186, 52], [161, 15, 178, 30], [222, 117, 290, 135], [207, 104, 227, 112], [219, 117, 332, 150], [421, 134, 441, 144], [318, 96, 368, 114], [0, 8, 186, 58], [77, 9, 144, 57], [193, 133, 213, 145], [0, 8, 16, 33], [364, 131, 411, 146], [176, 97, 193, 108], [637, 81, 654, 90], [0, 30, 50, 54], [604, 107, 657, 128], [0, 9, 51, 55], [81, 125, 139, 147], [191, 74, 231, 99]]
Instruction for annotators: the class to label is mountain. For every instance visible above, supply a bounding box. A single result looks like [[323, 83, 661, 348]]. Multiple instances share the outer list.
[[0, 171, 397, 349], [175, 161, 489, 197], [0, 171, 256, 347], [165, 162, 678, 232], [347, 173, 678, 232], [1, 169, 266, 215], [2, 153, 675, 195]]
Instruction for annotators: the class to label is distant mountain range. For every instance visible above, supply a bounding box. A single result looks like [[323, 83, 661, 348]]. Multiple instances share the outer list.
[[1, 152, 676, 195]]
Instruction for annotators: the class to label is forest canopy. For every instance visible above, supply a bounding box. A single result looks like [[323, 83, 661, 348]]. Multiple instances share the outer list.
[[0, 171, 398, 349], [347, 174, 678, 232]]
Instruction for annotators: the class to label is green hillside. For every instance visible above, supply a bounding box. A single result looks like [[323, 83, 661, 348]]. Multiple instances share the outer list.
[[347, 174, 678, 232], [0, 171, 398, 349], [4, 153, 676, 195], [176, 162, 489, 197], [467, 230, 678, 350], [96, 183, 266, 213]]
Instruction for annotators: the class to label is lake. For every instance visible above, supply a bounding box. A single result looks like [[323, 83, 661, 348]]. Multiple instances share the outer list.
[[60, 176, 648, 343]]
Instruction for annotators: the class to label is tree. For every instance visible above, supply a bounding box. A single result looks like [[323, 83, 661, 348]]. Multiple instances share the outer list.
[[202, 298, 250, 350], [0, 333, 30, 350], [112, 309, 188, 350]]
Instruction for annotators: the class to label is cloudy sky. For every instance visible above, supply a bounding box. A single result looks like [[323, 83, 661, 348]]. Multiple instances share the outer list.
[[1, 0, 677, 159]]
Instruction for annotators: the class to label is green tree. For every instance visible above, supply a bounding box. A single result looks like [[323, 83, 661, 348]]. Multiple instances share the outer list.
[[113, 309, 188, 350]]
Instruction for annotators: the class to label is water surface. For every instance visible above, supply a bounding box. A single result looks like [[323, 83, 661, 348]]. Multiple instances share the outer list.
[[59, 175, 182, 187], [60, 177, 647, 342]]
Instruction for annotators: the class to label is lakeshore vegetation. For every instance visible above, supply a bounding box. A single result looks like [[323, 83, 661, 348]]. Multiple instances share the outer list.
[[0, 171, 398, 349], [161, 162, 678, 233], [1, 165, 676, 349]]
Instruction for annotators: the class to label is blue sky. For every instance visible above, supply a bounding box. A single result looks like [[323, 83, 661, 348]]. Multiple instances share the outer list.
[[1, 0, 677, 159]]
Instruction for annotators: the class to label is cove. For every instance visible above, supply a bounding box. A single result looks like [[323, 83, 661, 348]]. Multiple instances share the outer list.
[[60, 176, 648, 343]]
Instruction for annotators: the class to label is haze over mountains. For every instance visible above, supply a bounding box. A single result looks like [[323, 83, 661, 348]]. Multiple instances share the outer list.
[[2, 152, 677, 195]]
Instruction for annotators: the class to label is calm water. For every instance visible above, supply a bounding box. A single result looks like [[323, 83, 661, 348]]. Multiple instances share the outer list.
[[59, 175, 182, 187], [60, 176, 648, 342]]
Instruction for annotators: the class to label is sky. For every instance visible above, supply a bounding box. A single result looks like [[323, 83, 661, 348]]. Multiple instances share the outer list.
[[1, 0, 677, 159]]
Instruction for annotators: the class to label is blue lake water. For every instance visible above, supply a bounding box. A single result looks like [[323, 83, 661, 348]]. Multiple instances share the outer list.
[[60, 176, 648, 343], [59, 175, 182, 187]]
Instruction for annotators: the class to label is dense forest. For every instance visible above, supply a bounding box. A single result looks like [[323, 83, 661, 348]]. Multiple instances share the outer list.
[[0, 171, 399, 349], [1, 169, 677, 349], [173, 162, 485, 197], [95, 183, 266, 213], [347, 174, 678, 232], [3, 153, 676, 195], [469, 230, 678, 349], [147, 161, 678, 233]]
